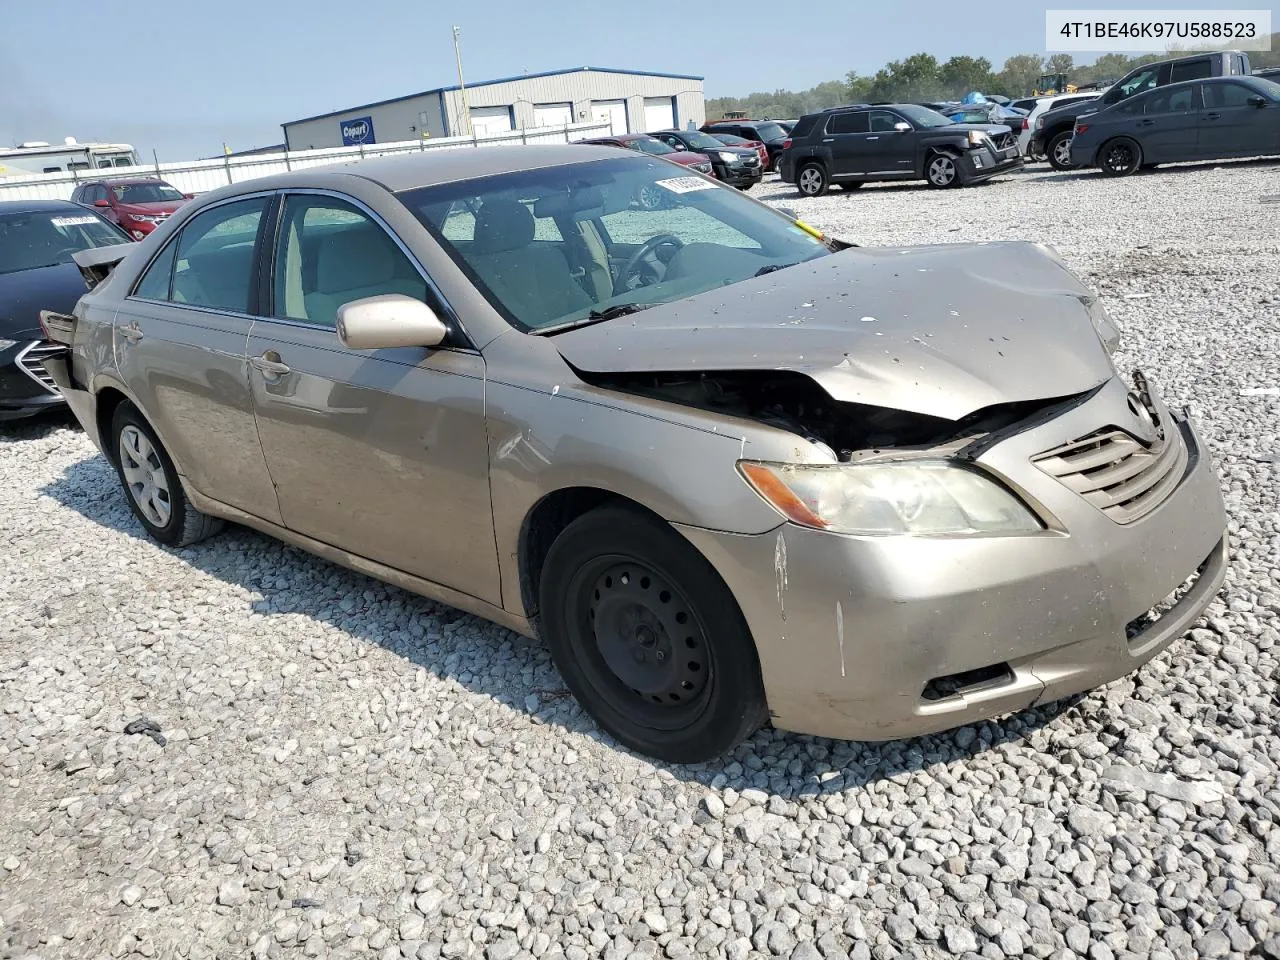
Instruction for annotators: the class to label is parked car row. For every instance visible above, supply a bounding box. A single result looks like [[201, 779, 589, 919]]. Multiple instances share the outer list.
[[27, 144, 1227, 762], [69, 177, 193, 239]]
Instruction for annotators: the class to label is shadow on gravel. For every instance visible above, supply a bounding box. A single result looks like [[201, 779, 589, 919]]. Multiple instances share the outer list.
[[40, 451, 1085, 795], [0, 408, 79, 444]]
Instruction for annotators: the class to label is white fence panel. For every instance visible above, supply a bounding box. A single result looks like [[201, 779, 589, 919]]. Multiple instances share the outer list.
[[0, 121, 610, 203]]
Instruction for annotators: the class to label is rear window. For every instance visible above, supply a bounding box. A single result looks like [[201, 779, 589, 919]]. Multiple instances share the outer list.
[[789, 116, 818, 139], [1170, 59, 1213, 84], [826, 112, 869, 135]]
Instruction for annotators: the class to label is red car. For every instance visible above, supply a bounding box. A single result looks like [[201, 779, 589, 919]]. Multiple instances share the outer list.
[[579, 135, 713, 175], [70, 178, 192, 240]]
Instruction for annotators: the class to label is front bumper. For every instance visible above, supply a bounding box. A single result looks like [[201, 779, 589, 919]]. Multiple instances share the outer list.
[[0, 340, 66, 421], [714, 163, 763, 188], [960, 146, 1024, 182], [677, 377, 1228, 742]]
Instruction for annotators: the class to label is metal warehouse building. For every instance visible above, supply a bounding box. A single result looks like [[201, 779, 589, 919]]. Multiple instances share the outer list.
[[282, 66, 706, 150]]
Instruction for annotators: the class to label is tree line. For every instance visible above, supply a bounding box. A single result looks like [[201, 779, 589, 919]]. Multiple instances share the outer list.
[[705, 36, 1280, 120]]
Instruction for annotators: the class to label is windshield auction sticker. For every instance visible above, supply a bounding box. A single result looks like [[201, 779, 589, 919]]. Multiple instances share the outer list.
[[50, 216, 100, 227], [655, 177, 719, 194], [1046, 9, 1271, 51]]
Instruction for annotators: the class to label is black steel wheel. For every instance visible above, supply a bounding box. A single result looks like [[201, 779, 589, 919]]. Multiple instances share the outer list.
[[1100, 138, 1142, 177], [538, 505, 767, 762]]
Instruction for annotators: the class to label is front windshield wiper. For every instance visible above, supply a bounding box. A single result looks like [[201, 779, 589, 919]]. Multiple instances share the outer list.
[[754, 261, 800, 277], [535, 302, 653, 335]]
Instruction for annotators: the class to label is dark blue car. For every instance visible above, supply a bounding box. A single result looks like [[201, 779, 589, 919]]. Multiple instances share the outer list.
[[0, 199, 130, 421], [1070, 75, 1280, 176]]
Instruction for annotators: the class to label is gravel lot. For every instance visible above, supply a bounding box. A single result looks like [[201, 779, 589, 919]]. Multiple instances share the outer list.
[[2, 158, 1279, 960]]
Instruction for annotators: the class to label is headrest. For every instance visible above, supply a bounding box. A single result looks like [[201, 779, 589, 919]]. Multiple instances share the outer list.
[[473, 199, 534, 254], [316, 227, 398, 294]]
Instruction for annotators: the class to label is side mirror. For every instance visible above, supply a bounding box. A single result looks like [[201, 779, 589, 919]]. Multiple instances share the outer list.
[[337, 295, 447, 350], [893, 122, 912, 133], [93, 199, 110, 208], [1248, 95, 1267, 108]]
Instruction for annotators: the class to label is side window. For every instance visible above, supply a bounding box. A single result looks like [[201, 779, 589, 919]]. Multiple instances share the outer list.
[[1117, 67, 1160, 98], [133, 241, 179, 300], [868, 111, 903, 132], [1204, 83, 1255, 108], [1145, 86, 1197, 113], [273, 195, 428, 328], [1170, 59, 1212, 84], [826, 111, 869, 135], [170, 197, 268, 313]]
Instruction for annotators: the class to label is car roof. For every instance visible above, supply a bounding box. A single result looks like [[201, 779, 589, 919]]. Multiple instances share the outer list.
[[0, 198, 85, 214], [85, 177, 170, 186]]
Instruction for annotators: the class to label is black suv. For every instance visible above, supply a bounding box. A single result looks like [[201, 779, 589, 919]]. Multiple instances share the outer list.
[[700, 119, 791, 170], [778, 104, 1022, 196], [649, 130, 762, 189], [1032, 50, 1253, 169]]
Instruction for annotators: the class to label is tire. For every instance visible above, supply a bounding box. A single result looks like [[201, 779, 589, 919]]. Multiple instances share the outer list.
[[1099, 138, 1142, 177], [637, 184, 667, 210], [1047, 131, 1076, 171], [111, 401, 223, 547], [796, 162, 829, 197], [839, 181, 865, 191], [538, 505, 767, 763], [925, 151, 961, 188]]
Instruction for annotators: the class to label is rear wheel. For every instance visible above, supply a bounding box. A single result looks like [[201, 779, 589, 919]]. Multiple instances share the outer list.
[[1099, 138, 1142, 177], [925, 152, 960, 188], [1047, 131, 1076, 171], [796, 162, 829, 197], [538, 506, 767, 763], [111, 402, 223, 547]]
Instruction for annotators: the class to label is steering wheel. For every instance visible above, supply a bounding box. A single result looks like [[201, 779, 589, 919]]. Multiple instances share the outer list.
[[620, 233, 684, 290]]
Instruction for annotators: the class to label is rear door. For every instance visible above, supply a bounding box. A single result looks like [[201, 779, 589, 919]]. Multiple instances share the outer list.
[[113, 194, 283, 523], [822, 110, 870, 177], [246, 190, 499, 602], [1136, 84, 1201, 162], [1198, 81, 1275, 156]]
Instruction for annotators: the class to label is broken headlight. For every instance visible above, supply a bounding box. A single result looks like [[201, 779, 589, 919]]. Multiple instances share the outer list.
[[738, 460, 1042, 536]]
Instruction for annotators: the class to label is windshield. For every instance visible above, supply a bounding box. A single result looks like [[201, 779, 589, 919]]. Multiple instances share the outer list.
[[893, 104, 955, 128], [630, 138, 675, 156], [713, 133, 749, 145], [681, 131, 728, 151], [0, 209, 125, 274], [403, 156, 830, 332], [112, 182, 184, 204], [753, 122, 787, 141]]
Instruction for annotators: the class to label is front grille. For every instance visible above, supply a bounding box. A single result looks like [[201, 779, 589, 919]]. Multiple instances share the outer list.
[[740, 155, 759, 167], [15, 341, 63, 396], [993, 132, 1017, 151], [1033, 423, 1188, 524]]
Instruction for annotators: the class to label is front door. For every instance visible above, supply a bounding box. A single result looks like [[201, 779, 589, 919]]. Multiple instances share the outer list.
[[859, 109, 918, 176], [246, 192, 500, 603], [1198, 81, 1276, 157], [114, 194, 283, 524], [1135, 84, 1201, 162]]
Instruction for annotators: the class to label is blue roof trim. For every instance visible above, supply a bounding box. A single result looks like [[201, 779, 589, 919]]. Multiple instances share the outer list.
[[282, 66, 705, 128]]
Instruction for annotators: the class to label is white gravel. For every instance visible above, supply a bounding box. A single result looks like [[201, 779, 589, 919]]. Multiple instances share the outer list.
[[3, 158, 1279, 960]]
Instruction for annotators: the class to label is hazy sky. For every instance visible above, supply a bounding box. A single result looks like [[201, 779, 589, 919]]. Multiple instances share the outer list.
[[1, 0, 1261, 159]]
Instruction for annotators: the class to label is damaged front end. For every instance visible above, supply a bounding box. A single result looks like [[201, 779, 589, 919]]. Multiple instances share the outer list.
[[578, 367, 1098, 464]]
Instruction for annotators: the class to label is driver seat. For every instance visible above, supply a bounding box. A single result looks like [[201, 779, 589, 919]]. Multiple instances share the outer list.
[[468, 200, 592, 327]]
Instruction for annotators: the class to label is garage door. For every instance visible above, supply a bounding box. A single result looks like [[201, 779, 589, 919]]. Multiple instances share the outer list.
[[643, 97, 675, 132], [591, 100, 629, 136], [470, 106, 513, 137], [533, 102, 573, 129]]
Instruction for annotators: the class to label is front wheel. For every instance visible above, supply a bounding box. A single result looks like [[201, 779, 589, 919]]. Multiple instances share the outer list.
[[1047, 131, 1076, 171], [111, 401, 223, 547], [538, 506, 767, 763], [1099, 138, 1142, 177], [796, 162, 829, 197], [925, 152, 961, 188]]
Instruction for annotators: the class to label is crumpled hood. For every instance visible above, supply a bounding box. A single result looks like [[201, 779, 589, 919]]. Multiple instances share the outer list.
[[554, 242, 1114, 421], [0, 262, 89, 337]]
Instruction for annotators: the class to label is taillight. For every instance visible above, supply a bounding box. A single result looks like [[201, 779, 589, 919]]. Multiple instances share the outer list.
[[1022, 118, 1029, 129], [782, 138, 792, 150], [1075, 123, 1089, 135]]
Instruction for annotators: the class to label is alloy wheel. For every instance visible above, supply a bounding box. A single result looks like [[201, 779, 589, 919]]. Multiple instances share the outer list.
[[798, 167, 823, 195], [928, 155, 957, 186], [1053, 137, 1073, 168], [119, 425, 171, 527], [1103, 142, 1138, 176]]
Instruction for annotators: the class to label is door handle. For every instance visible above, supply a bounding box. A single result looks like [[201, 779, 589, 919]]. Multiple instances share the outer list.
[[119, 322, 143, 343], [822, 138, 834, 143], [865, 136, 880, 141], [1205, 112, 1221, 120], [251, 353, 291, 377], [1138, 119, 1156, 126]]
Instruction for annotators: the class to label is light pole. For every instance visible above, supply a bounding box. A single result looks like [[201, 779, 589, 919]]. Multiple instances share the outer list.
[[452, 26, 472, 137]]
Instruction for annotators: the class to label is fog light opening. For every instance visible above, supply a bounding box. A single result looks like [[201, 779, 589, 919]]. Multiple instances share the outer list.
[[921, 663, 1015, 702]]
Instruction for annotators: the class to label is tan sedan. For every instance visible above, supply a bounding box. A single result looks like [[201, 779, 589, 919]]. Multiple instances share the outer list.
[[43, 146, 1227, 762]]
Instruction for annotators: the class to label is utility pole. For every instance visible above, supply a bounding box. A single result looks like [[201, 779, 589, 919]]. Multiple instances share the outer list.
[[452, 26, 472, 138]]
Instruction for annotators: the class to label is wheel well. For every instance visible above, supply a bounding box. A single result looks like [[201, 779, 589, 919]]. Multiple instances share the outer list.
[[518, 488, 662, 621], [94, 387, 129, 465]]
